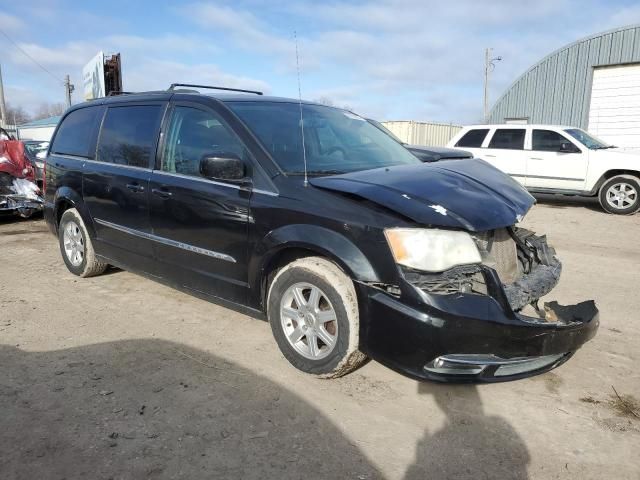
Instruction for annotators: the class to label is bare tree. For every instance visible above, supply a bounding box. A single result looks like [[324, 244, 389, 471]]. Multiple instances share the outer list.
[[4, 104, 31, 125], [314, 97, 335, 106], [32, 102, 66, 121]]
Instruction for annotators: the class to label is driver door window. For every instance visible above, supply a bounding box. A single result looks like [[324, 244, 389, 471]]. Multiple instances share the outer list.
[[161, 106, 248, 178], [532, 130, 569, 152], [526, 129, 587, 190]]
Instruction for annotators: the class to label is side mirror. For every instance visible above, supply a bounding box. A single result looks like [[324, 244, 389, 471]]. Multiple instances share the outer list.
[[199, 153, 248, 184], [559, 142, 579, 153]]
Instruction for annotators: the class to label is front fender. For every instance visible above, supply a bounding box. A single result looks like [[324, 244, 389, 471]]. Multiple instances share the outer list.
[[250, 224, 380, 291]]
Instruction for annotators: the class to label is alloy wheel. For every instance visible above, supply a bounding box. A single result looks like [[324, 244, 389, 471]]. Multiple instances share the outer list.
[[606, 182, 638, 210], [63, 221, 85, 266], [280, 282, 339, 360]]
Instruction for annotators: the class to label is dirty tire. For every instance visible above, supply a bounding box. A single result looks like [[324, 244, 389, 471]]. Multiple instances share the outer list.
[[598, 175, 640, 215], [58, 208, 107, 277], [267, 257, 368, 378]]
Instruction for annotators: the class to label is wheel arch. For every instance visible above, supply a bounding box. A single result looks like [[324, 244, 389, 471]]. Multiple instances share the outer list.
[[591, 169, 640, 195], [53, 187, 95, 237], [251, 224, 381, 310]]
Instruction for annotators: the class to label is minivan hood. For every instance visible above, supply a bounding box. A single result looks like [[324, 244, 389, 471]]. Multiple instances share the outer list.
[[309, 159, 535, 231]]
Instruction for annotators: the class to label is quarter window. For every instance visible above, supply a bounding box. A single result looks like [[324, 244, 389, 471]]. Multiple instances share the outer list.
[[161, 106, 248, 177], [488, 129, 525, 150], [455, 129, 489, 148], [51, 107, 102, 158], [532, 130, 570, 152], [97, 105, 164, 168]]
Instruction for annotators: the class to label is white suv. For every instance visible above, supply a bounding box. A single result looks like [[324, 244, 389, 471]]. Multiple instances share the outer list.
[[447, 125, 640, 215]]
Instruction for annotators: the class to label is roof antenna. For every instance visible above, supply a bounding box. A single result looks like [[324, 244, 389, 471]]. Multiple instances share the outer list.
[[294, 30, 308, 187]]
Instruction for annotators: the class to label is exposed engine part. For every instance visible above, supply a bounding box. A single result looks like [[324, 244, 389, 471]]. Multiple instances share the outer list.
[[404, 264, 487, 296], [502, 258, 562, 311], [362, 282, 402, 297], [474, 228, 520, 283]]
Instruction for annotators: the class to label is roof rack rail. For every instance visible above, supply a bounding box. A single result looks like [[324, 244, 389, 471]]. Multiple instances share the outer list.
[[168, 83, 263, 95], [107, 91, 136, 96]]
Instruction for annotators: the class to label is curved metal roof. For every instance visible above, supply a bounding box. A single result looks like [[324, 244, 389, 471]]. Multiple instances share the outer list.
[[489, 24, 640, 128], [19, 115, 61, 128]]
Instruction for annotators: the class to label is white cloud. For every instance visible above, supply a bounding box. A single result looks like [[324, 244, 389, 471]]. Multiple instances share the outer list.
[[180, 0, 640, 122], [0, 12, 24, 32], [1, 31, 269, 112], [123, 59, 270, 94], [184, 3, 294, 57], [3, 1, 638, 123]]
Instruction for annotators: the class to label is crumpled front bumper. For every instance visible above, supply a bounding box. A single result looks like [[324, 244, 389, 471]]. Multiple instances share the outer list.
[[360, 283, 599, 382], [0, 194, 43, 216]]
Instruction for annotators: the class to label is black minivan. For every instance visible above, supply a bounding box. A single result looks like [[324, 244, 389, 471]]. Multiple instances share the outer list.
[[44, 85, 598, 382]]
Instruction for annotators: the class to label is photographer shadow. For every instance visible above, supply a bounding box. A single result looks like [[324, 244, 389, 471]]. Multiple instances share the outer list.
[[404, 382, 530, 480]]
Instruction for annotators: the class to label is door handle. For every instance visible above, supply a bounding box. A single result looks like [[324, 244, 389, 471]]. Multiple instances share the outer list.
[[529, 157, 544, 160], [484, 154, 496, 158], [152, 188, 172, 198], [126, 183, 145, 193]]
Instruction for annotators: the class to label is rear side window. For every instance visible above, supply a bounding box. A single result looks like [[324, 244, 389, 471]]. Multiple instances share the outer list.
[[97, 105, 164, 168], [455, 129, 489, 147], [532, 130, 568, 151], [488, 129, 525, 150], [51, 107, 102, 157]]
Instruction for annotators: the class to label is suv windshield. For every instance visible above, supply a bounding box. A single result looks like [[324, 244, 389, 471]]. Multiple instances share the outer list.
[[564, 128, 612, 149], [227, 101, 420, 174]]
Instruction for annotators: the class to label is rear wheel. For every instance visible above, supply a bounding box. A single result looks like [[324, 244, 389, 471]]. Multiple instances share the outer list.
[[599, 175, 640, 215], [58, 208, 108, 277], [267, 257, 368, 378]]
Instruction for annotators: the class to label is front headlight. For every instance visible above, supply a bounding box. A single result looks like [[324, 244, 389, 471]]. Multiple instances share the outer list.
[[384, 228, 481, 272]]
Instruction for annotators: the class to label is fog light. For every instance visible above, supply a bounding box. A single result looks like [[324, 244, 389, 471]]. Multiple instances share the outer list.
[[424, 353, 566, 377]]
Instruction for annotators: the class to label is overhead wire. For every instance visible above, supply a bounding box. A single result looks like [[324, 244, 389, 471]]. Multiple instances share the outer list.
[[0, 28, 65, 85]]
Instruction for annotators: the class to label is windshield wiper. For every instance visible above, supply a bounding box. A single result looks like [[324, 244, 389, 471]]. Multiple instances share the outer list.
[[288, 169, 345, 176], [592, 145, 616, 150]]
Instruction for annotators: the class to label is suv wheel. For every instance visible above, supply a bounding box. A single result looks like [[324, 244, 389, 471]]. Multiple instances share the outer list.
[[267, 257, 368, 378], [599, 175, 640, 215], [58, 208, 108, 277]]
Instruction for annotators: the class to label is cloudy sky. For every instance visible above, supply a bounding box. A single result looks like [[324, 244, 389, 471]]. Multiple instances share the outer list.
[[1, 0, 639, 123]]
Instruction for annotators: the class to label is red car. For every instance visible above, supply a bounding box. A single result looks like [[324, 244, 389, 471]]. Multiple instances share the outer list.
[[0, 127, 42, 218]]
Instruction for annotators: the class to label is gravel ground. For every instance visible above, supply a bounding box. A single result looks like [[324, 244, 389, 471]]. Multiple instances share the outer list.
[[0, 195, 638, 480]]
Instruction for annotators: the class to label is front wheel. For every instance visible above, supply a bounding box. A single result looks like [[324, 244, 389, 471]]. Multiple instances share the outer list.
[[599, 175, 640, 215], [267, 257, 368, 378]]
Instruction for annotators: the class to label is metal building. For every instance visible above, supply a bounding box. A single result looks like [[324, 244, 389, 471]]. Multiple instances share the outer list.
[[17, 116, 61, 141], [381, 120, 462, 146], [489, 24, 640, 148]]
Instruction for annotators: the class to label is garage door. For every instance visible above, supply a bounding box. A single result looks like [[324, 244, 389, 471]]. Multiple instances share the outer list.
[[588, 64, 640, 149]]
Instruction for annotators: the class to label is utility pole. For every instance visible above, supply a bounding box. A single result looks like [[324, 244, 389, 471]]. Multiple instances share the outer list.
[[483, 48, 502, 122], [64, 74, 74, 108], [0, 63, 7, 127]]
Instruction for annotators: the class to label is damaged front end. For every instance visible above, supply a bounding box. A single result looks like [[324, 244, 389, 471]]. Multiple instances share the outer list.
[[476, 227, 564, 315], [0, 133, 43, 218], [363, 226, 599, 383], [0, 177, 44, 218]]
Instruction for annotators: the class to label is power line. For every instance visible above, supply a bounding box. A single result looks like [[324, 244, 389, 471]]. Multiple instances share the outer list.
[[0, 28, 65, 85]]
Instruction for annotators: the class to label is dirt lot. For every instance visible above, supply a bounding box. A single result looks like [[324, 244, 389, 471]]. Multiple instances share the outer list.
[[1, 195, 639, 480]]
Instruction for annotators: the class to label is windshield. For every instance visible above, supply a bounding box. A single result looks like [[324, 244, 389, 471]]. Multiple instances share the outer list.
[[227, 102, 420, 174], [367, 118, 404, 144], [564, 129, 612, 149], [24, 142, 49, 156]]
